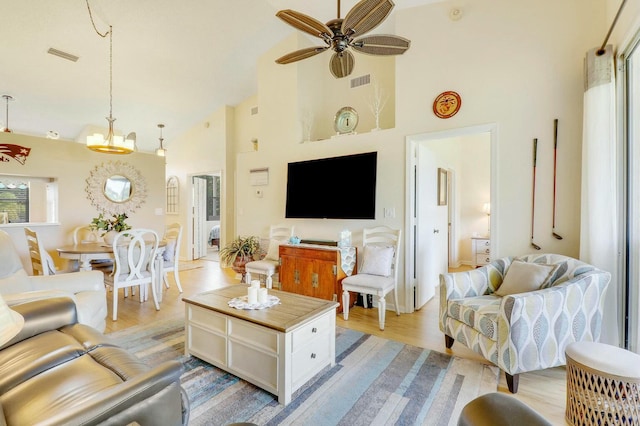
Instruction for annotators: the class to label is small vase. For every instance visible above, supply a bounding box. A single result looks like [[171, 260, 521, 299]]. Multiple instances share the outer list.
[[103, 230, 118, 245]]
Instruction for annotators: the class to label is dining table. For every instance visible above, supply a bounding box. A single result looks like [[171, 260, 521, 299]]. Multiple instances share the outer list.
[[57, 240, 168, 302]]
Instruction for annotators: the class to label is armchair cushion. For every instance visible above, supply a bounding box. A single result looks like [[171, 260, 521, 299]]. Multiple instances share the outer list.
[[360, 245, 394, 276], [447, 295, 500, 340], [495, 261, 558, 296]]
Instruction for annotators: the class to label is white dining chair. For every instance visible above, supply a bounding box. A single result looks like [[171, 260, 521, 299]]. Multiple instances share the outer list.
[[104, 229, 160, 321], [341, 226, 402, 330], [245, 224, 294, 289], [72, 225, 113, 272], [161, 222, 183, 293], [24, 227, 57, 275]]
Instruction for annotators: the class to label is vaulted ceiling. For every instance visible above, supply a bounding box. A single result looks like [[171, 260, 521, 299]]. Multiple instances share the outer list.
[[0, 0, 435, 152]]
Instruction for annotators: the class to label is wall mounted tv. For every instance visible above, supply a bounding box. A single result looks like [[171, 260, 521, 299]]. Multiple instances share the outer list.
[[285, 151, 377, 219]]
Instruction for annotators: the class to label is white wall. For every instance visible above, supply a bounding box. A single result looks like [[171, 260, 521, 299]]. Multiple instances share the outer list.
[[0, 132, 165, 272]]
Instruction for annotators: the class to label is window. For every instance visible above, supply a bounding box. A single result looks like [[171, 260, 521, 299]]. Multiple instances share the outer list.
[[0, 175, 58, 224], [0, 181, 29, 223], [166, 176, 179, 215]]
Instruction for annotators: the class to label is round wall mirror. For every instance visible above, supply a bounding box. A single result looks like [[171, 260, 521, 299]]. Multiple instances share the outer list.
[[86, 161, 147, 215], [104, 175, 132, 203]]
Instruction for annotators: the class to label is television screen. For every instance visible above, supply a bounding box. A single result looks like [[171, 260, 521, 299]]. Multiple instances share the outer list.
[[285, 152, 377, 219]]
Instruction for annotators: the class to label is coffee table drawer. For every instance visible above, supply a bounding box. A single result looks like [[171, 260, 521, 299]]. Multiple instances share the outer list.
[[229, 318, 279, 354], [187, 305, 226, 334], [292, 312, 332, 351], [292, 331, 332, 388]]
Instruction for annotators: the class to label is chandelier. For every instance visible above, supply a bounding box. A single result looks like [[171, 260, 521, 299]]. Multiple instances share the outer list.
[[155, 124, 166, 157], [2, 95, 13, 133], [85, 1, 135, 154]]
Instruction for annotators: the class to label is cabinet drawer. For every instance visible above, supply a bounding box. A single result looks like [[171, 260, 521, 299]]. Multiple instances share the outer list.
[[229, 318, 279, 354], [476, 254, 491, 265], [280, 245, 338, 262], [291, 331, 332, 389], [292, 313, 332, 351], [187, 305, 226, 334], [474, 239, 490, 251], [187, 323, 227, 365]]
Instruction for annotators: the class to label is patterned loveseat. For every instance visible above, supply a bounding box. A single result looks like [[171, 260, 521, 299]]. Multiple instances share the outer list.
[[439, 254, 611, 393]]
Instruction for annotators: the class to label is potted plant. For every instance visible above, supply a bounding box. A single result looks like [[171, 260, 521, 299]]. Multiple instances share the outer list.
[[90, 213, 132, 244], [219, 235, 259, 276]]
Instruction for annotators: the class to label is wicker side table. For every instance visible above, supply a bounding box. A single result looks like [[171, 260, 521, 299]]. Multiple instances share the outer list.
[[565, 342, 640, 426]]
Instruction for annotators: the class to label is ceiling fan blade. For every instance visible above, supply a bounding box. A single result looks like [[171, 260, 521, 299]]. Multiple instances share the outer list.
[[276, 10, 333, 39], [351, 34, 410, 55], [342, 0, 394, 37], [276, 46, 329, 64], [329, 50, 355, 79]]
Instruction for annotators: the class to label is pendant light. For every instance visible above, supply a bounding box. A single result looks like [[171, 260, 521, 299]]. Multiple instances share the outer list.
[[85, 0, 135, 154], [156, 124, 166, 157], [2, 95, 13, 133]]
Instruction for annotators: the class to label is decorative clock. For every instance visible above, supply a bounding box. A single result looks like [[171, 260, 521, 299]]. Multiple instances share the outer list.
[[433, 91, 462, 119], [334, 106, 359, 134]]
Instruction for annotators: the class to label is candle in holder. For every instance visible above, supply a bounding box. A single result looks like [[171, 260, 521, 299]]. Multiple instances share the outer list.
[[251, 280, 260, 289], [258, 288, 268, 304], [248, 287, 258, 305]]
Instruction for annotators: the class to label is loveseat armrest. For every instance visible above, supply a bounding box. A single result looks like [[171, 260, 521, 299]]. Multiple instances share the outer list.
[[44, 360, 187, 426], [1, 297, 77, 350], [29, 270, 105, 294], [497, 270, 611, 374]]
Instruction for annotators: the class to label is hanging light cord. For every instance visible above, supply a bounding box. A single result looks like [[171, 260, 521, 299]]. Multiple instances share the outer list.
[[85, 0, 114, 125]]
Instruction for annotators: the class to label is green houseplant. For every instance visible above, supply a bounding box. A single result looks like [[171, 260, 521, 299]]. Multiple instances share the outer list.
[[219, 235, 259, 273], [90, 213, 132, 244]]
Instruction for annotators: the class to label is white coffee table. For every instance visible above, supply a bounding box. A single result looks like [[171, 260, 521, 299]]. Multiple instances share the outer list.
[[183, 285, 339, 405]]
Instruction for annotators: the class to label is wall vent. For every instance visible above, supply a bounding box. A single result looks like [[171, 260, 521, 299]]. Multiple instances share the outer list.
[[350, 74, 371, 88], [250, 106, 259, 116], [47, 47, 79, 62]]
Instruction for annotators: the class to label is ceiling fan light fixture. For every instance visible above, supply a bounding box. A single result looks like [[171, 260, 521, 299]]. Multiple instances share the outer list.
[[275, 0, 410, 79], [2, 95, 14, 133]]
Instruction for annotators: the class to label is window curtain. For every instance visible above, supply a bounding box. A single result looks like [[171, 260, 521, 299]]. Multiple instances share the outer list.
[[580, 45, 620, 346]]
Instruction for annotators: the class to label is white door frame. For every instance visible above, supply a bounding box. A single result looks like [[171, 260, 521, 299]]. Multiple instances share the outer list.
[[404, 123, 499, 313], [187, 170, 224, 261]]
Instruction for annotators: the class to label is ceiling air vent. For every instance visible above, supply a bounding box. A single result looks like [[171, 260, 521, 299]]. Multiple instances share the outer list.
[[350, 74, 371, 89], [47, 48, 79, 62], [250, 106, 259, 116]]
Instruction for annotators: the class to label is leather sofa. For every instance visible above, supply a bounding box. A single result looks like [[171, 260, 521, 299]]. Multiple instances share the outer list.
[[0, 230, 107, 332], [0, 297, 189, 425]]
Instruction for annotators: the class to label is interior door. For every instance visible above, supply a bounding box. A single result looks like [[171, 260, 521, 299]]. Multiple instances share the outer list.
[[192, 176, 207, 259]]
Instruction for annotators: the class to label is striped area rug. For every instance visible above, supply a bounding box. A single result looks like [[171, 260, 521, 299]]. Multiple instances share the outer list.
[[108, 318, 498, 425]]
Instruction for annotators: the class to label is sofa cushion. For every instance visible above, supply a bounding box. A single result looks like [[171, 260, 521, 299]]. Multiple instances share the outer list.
[[495, 261, 558, 296], [447, 295, 501, 340]]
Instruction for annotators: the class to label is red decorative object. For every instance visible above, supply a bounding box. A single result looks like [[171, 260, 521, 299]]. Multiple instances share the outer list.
[[0, 144, 31, 165], [433, 91, 462, 119]]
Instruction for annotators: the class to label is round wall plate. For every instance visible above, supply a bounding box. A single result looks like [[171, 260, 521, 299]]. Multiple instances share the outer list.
[[334, 106, 359, 134], [433, 91, 462, 119]]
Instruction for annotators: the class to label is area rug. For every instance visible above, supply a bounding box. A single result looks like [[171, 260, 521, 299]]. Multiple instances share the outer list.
[[108, 318, 498, 425]]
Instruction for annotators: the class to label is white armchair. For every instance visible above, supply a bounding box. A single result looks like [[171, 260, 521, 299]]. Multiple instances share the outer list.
[[0, 230, 107, 332], [245, 224, 294, 289], [439, 253, 611, 393]]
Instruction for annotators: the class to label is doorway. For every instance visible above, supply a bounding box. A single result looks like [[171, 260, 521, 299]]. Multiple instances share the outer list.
[[190, 172, 222, 261], [405, 124, 497, 312]]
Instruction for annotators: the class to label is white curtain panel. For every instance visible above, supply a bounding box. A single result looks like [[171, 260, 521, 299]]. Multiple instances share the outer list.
[[580, 45, 620, 346]]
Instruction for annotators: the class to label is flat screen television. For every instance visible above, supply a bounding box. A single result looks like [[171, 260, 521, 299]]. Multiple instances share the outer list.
[[285, 151, 377, 219]]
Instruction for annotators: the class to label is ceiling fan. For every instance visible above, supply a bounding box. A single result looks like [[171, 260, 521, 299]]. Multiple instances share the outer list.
[[275, 0, 411, 79]]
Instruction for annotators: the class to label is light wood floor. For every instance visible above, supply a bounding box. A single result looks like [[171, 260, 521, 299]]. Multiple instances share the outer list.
[[104, 259, 567, 425]]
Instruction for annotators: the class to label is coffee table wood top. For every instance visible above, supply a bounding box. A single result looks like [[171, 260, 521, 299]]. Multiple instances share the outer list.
[[183, 285, 339, 333]]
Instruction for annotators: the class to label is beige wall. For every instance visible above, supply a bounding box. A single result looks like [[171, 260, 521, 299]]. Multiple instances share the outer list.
[[0, 132, 165, 272]]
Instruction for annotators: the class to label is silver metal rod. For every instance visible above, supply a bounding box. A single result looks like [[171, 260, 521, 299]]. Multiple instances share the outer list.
[[598, 0, 628, 55]]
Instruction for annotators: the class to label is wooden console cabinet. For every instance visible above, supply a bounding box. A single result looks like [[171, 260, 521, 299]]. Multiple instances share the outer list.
[[279, 244, 356, 312]]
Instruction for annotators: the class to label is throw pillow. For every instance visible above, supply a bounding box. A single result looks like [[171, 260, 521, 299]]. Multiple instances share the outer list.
[[265, 239, 280, 261], [360, 245, 395, 277], [495, 261, 558, 296], [163, 239, 177, 262]]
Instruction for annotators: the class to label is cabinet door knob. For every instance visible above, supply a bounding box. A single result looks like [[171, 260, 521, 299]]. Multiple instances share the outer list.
[[311, 353, 316, 359], [312, 327, 317, 333], [433, 229, 440, 234]]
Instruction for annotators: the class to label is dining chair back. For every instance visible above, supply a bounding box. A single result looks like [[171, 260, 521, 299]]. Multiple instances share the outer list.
[[161, 222, 183, 293], [24, 227, 56, 275], [72, 225, 102, 244], [245, 224, 295, 288], [341, 226, 402, 330], [104, 229, 160, 321]]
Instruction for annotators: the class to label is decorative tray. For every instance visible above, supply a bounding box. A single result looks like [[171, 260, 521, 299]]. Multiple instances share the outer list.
[[228, 295, 280, 310]]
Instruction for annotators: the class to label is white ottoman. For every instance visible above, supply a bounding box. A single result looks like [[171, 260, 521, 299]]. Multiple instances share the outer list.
[[565, 341, 640, 426]]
